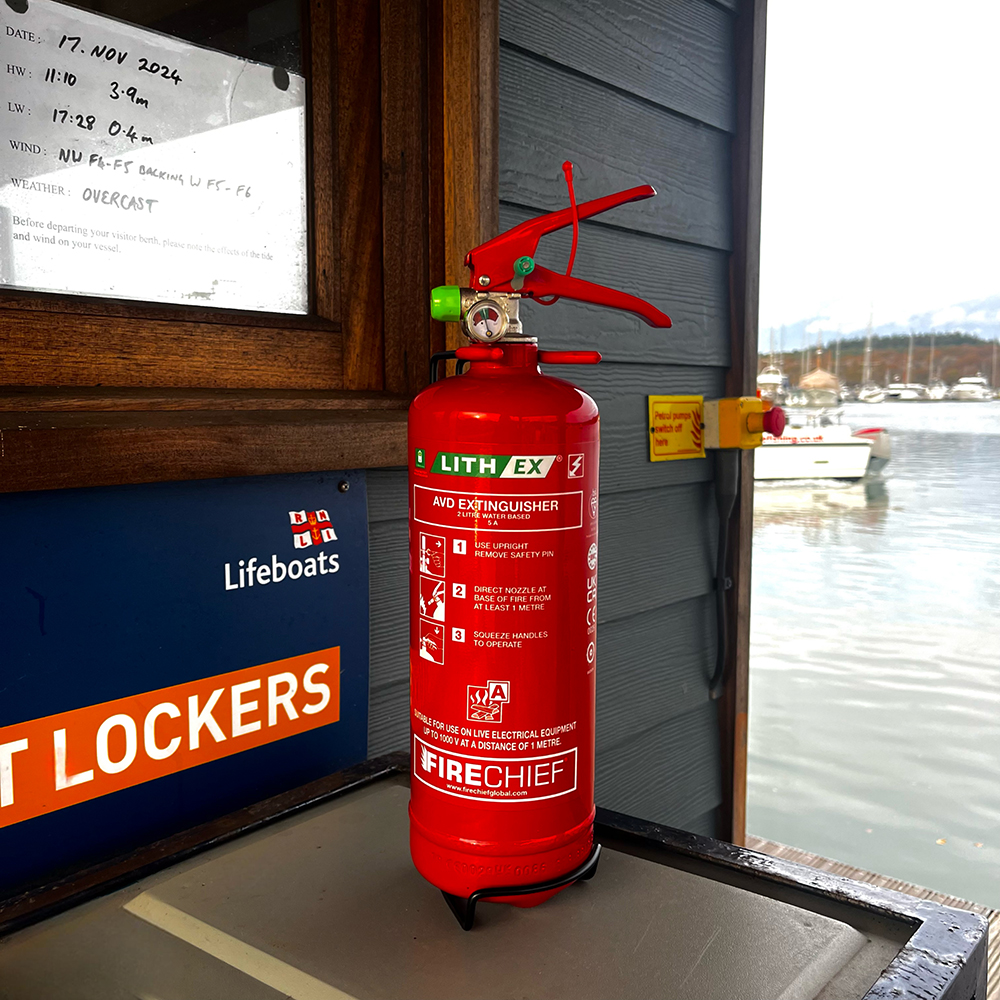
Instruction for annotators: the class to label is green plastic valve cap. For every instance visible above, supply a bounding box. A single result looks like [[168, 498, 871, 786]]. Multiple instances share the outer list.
[[430, 285, 462, 322], [514, 255, 535, 276]]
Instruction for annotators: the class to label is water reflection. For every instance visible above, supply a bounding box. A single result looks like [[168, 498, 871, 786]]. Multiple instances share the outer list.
[[753, 480, 889, 542], [748, 402, 1000, 909]]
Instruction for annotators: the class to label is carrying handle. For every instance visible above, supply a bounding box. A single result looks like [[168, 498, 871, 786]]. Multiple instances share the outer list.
[[463, 164, 671, 329]]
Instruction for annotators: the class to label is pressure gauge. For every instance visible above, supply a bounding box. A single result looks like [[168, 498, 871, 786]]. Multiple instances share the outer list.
[[464, 298, 509, 343]]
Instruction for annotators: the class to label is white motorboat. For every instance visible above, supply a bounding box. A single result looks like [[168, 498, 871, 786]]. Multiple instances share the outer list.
[[757, 364, 787, 403], [886, 382, 928, 401], [755, 409, 890, 481], [854, 426, 892, 474], [949, 375, 992, 401], [926, 379, 949, 401], [857, 383, 886, 404], [783, 387, 840, 408]]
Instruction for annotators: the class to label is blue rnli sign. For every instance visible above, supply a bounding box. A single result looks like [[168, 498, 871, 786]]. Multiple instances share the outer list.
[[0, 471, 369, 898]]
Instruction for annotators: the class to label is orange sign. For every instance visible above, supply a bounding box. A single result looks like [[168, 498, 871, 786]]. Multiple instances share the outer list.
[[648, 395, 705, 461], [0, 647, 339, 829]]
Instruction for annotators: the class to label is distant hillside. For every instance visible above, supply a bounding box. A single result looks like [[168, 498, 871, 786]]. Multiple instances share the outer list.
[[762, 295, 1000, 353], [764, 334, 997, 386]]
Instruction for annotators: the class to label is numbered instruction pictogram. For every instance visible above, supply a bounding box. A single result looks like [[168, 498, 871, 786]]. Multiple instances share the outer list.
[[419, 620, 444, 664], [419, 575, 446, 622], [419, 532, 446, 577]]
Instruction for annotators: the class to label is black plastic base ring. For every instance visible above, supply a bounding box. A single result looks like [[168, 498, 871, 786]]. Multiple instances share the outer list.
[[441, 842, 602, 931]]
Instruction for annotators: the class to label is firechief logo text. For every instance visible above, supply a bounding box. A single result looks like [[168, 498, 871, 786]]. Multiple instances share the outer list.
[[413, 735, 577, 803], [0, 647, 340, 828]]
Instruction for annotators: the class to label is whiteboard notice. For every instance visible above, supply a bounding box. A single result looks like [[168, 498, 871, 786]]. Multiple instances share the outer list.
[[0, 0, 307, 313]]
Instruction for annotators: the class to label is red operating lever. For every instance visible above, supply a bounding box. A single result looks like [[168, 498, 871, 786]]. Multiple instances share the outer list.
[[464, 168, 672, 328]]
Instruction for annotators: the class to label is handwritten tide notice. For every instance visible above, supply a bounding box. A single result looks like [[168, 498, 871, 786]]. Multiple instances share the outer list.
[[1, 0, 307, 313]]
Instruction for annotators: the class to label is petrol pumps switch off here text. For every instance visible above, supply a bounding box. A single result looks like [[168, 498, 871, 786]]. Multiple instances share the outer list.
[[0, 647, 341, 827]]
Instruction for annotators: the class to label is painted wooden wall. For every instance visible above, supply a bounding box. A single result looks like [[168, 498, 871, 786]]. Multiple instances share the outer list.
[[368, 0, 741, 837]]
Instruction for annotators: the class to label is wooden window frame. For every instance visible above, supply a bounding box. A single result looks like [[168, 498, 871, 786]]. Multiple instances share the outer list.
[[0, 0, 499, 494]]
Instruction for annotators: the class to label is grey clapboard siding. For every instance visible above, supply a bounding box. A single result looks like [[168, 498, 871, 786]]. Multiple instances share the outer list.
[[501, 0, 735, 132], [596, 594, 715, 751], [369, 679, 409, 758], [499, 0, 734, 835], [598, 483, 715, 624], [595, 702, 723, 829], [369, 518, 408, 689], [366, 468, 408, 522], [499, 204, 730, 368], [559, 362, 725, 495], [367, 472, 410, 756], [681, 807, 719, 839], [500, 46, 732, 250]]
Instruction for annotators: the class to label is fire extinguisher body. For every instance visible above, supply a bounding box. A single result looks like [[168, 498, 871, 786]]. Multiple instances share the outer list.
[[408, 343, 599, 904]]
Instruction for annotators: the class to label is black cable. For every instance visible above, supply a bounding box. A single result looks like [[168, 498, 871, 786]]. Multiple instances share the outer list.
[[709, 450, 740, 700]]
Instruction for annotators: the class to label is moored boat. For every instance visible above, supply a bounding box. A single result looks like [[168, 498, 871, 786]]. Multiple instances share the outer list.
[[756, 364, 788, 404], [886, 382, 928, 401], [853, 426, 891, 474], [949, 375, 992, 401], [755, 409, 890, 481], [857, 383, 886, 403]]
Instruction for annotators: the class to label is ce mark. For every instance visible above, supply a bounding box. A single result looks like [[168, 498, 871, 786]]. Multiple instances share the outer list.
[[586, 606, 597, 627]]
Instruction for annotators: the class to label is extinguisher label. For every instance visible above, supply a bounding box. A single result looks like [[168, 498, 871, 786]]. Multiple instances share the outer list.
[[429, 453, 556, 478], [413, 486, 583, 533], [413, 735, 577, 802]]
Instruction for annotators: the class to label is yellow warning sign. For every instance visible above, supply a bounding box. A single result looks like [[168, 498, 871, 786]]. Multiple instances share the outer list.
[[648, 395, 705, 462]]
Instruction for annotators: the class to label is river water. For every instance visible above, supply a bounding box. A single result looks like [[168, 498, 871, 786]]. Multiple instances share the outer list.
[[747, 400, 1000, 909]]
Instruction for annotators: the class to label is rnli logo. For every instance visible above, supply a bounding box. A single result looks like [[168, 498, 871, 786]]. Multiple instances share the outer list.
[[223, 510, 341, 591], [289, 509, 338, 549]]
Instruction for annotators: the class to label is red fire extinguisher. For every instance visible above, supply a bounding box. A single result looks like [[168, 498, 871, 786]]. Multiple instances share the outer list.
[[408, 163, 672, 929]]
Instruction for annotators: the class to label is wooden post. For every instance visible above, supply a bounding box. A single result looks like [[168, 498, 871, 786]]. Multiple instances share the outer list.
[[719, 0, 767, 846], [380, 0, 432, 395], [435, 0, 499, 352], [336, 0, 385, 390]]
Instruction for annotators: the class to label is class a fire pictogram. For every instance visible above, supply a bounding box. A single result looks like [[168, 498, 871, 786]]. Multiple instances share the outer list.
[[467, 680, 510, 723]]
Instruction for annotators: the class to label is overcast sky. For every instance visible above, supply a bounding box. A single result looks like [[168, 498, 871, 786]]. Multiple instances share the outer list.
[[758, 0, 1000, 335]]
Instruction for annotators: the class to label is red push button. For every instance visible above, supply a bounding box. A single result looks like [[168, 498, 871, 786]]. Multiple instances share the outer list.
[[762, 406, 786, 437]]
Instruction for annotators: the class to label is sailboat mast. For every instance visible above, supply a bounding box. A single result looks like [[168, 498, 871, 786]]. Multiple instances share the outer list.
[[929, 333, 935, 383], [906, 330, 914, 384], [863, 314, 873, 384]]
